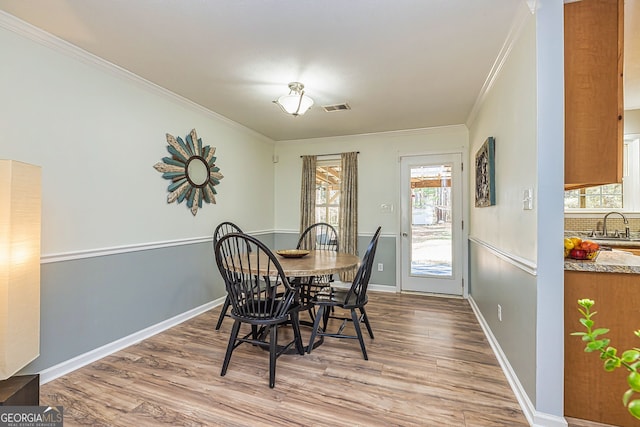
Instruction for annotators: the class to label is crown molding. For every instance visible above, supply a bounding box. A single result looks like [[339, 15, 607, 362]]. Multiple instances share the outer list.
[[466, 2, 533, 127], [278, 124, 469, 145]]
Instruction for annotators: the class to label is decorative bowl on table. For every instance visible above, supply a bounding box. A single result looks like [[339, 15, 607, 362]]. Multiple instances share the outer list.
[[276, 249, 310, 258]]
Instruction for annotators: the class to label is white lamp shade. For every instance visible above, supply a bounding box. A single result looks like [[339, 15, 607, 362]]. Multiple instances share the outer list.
[[0, 160, 41, 380], [275, 93, 314, 116]]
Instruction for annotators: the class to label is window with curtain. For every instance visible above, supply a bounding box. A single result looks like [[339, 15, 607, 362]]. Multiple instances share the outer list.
[[300, 152, 358, 281], [316, 160, 341, 229]]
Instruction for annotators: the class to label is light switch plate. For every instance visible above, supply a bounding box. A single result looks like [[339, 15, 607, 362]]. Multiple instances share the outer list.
[[523, 189, 533, 210]]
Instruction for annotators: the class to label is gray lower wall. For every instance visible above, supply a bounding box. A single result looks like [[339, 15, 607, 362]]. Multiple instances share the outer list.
[[469, 239, 537, 405], [23, 241, 223, 374]]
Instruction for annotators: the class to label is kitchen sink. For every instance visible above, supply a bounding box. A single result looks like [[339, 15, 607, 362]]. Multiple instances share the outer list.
[[593, 237, 640, 243]]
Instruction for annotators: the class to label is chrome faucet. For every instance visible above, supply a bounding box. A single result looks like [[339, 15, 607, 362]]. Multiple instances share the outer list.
[[602, 211, 629, 238]]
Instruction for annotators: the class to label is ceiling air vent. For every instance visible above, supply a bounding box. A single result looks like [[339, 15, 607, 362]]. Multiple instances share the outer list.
[[322, 103, 351, 112]]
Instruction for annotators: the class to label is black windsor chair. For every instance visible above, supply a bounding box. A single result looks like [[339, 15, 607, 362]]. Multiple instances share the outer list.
[[296, 222, 339, 252], [307, 226, 381, 360], [213, 221, 244, 330], [215, 233, 304, 388], [294, 223, 339, 313]]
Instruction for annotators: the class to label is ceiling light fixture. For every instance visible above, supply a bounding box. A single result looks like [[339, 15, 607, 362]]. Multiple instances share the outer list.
[[273, 82, 314, 116]]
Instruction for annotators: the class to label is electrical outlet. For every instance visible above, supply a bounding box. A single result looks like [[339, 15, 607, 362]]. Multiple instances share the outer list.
[[380, 204, 394, 213], [497, 304, 503, 322], [377, 263, 383, 272]]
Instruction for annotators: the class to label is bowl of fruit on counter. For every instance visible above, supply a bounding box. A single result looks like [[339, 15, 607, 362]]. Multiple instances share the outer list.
[[564, 237, 600, 260]]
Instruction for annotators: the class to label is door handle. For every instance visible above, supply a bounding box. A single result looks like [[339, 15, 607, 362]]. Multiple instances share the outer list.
[[402, 232, 408, 237]]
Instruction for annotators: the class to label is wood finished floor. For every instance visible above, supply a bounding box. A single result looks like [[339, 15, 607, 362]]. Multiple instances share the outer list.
[[41, 292, 540, 426]]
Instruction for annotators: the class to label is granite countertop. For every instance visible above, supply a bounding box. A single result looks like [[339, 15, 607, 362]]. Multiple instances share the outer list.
[[564, 249, 640, 274]]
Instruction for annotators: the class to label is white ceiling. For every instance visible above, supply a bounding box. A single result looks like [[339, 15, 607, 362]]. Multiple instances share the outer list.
[[0, 1, 636, 141]]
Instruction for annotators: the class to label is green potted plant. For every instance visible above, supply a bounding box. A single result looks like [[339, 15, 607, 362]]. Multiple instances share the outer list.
[[572, 299, 640, 420]]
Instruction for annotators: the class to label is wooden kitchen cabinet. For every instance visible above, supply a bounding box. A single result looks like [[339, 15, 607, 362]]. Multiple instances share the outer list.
[[565, 271, 640, 426], [564, 0, 624, 190]]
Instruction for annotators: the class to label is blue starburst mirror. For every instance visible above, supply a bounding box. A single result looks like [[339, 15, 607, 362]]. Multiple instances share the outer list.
[[154, 129, 224, 216]]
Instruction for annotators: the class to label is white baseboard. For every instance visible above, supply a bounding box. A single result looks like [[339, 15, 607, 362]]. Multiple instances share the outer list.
[[332, 281, 395, 293], [468, 296, 568, 427], [368, 283, 396, 292], [38, 296, 225, 384]]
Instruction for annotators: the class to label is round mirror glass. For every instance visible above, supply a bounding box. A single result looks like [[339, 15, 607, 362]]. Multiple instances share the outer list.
[[186, 157, 209, 187]]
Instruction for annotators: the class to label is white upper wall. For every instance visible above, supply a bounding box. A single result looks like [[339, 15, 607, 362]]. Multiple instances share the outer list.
[[626, 109, 640, 134], [0, 23, 276, 256], [273, 126, 469, 235], [468, 11, 538, 262]]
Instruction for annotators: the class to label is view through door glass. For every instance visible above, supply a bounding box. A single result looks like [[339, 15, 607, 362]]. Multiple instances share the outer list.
[[410, 164, 453, 277]]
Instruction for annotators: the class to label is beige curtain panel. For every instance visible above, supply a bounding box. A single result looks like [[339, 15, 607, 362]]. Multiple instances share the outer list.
[[299, 155, 317, 235], [339, 151, 358, 282]]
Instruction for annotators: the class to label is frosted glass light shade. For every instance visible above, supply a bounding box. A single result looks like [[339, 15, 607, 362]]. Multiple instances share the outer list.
[[274, 82, 314, 116], [275, 93, 314, 116], [0, 160, 41, 380]]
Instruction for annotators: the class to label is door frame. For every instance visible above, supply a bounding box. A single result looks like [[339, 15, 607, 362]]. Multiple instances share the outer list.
[[394, 149, 469, 297]]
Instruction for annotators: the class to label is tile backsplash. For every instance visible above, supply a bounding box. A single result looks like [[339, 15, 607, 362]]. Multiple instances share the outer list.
[[565, 217, 640, 233]]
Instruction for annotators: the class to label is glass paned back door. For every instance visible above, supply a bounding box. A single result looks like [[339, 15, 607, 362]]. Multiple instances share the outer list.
[[400, 153, 462, 295]]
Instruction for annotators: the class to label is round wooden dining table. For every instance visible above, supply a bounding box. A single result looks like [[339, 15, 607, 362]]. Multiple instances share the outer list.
[[237, 249, 360, 278], [273, 250, 360, 278]]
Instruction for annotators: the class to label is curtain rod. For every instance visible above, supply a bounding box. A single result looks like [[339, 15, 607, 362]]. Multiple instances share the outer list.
[[300, 151, 360, 158]]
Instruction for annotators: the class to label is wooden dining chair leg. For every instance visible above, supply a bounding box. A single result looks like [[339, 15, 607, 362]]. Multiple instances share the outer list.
[[221, 320, 241, 376], [350, 309, 368, 360], [307, 305, 325, 354], [215, 295, 231, 330], [269, 325, 278, 388], [359, 307, 374, 339]]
